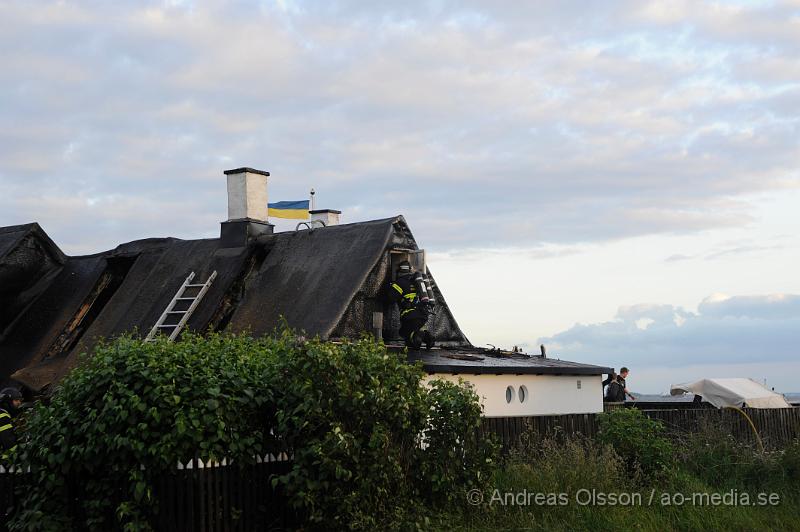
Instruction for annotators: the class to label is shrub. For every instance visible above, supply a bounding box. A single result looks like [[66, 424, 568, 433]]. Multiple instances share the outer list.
[[11, 331, 497, 531], [597, 408, 674, 478], [10, 333, 280, 531], [417, 379, 498, 506], [266, 335, 431, 528], [267, 338, 498, 528]]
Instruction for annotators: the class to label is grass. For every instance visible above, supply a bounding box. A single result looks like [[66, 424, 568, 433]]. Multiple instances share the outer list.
[[431, 424, 800, 531]]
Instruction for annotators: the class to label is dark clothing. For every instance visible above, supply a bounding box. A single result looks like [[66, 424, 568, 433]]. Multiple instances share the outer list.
[[399, 316, 428, 348], [0, 406, 16, 452], [602, 375, 626, 390], [603, 375, 627, 401], [388, 274, 432, 348], [389, 274, 420, 315], [604, 381, 625, 402]]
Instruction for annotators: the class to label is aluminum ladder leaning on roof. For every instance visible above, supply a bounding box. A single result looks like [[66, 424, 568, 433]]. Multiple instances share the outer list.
[[145, 271, 218, 342]]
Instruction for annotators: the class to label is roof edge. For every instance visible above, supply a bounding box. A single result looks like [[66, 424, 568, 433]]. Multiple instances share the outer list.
[[422, 363, 613, 376], [223, 167, 270, 176]]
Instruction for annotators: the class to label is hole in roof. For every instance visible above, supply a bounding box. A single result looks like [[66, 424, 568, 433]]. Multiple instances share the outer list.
[[44, 255, 138, 359]]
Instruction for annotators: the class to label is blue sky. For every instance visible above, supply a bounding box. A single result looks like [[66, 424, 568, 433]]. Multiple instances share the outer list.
[[1, 1, 798, 392]]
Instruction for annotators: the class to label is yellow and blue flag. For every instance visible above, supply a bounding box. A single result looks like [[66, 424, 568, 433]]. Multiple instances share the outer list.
[[268, 200, 310, 220]]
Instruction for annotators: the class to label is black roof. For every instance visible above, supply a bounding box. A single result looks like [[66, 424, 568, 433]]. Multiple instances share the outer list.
[[1, 216, 609, 392], [0, 217, 473, 391], [403, 346, 612, 376]]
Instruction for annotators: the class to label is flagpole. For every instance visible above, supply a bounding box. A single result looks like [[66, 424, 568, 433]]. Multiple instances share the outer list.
[[310, 188, 315, 211]]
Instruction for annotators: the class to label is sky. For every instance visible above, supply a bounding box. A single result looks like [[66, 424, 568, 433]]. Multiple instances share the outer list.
[[1, 1, 798, 393]]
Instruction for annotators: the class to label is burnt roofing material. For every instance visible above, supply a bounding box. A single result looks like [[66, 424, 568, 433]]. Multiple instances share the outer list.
[[0, 223, 66, 354], [1, 215, 609, 392], [403, 346, 612, 376], [1, 216, 471, 392]]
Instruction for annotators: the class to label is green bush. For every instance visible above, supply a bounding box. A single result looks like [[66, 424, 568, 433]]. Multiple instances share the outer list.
[[10, 331, 497, 531], [266, 338, 497, 528], [10, 333, 280, 531], [597, 408, 674, 478], [266, 335, 429, 528], [418, 379, 498, 506]]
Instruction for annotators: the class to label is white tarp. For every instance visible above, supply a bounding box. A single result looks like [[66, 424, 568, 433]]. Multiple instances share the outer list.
[[670, 378, 792, 409]]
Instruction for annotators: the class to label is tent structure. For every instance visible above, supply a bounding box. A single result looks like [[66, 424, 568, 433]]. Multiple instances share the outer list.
[[670, 378, 792, 409]]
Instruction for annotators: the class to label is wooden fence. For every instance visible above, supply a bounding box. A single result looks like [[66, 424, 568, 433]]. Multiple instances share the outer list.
[[1, 455, 294, 532], [481, 406, 800, 451], [4, 407, 799, 529]]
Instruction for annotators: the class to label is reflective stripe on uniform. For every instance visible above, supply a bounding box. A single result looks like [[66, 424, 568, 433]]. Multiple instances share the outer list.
[[403, 293, 417, 301], [401, 308, 415, 317], [391, 283, 403, 294], [0, 410, 11, 433]]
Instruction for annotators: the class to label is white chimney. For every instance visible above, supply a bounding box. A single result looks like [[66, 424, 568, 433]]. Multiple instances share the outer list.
[[220, 167, 273, 247], [310, 209, 341, 227], [223, 167, 270, 222]]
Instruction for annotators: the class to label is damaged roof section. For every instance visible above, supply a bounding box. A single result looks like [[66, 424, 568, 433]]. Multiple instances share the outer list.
[[1, 217, 470, 392], [1, 214, 607, 393], [0, 223, 66, 343], [405, 347, 613, 376]]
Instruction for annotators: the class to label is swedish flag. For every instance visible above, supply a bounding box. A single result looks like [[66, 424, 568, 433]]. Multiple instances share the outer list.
[[268, 200, 310, 220]]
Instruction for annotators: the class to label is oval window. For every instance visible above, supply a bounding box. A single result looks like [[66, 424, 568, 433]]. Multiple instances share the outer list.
[[519, 385, 528, 403], [505, 385, 515, 404]]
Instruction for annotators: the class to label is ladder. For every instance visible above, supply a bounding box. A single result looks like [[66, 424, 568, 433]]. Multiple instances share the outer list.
[[145, 271, 217, 342]]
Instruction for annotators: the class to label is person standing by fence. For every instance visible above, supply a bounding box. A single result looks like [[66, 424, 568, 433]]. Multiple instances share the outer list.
[[603, 367, 636, 401], [604, 373, 625, 402]]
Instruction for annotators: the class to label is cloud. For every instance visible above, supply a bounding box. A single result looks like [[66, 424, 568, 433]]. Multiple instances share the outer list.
[[1, 1, 799, 253], [540, 293, 800, 368], [698, 293, 800, 320]]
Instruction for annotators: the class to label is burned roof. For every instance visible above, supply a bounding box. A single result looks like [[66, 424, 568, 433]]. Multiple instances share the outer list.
[[1, 215, 609, 392], [403, 346, 612, 376], [1, 217, 472, 392]]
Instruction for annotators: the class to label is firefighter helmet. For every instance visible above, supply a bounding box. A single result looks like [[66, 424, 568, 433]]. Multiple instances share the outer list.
[[0, 387, 22, 401]]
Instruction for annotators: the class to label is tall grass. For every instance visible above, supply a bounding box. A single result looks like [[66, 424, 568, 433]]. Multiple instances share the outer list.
[[434, 417, 800, 531]]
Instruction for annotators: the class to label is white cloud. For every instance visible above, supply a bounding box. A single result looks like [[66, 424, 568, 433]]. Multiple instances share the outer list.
[[540, 293, 800, 370], [1, 0, 799, 252], [2, 1, 800, 390]]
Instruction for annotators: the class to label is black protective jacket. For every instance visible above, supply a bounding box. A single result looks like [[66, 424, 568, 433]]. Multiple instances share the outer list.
[[602, 375, 626, 390], [0, 404, 16, 451], [604, 381, 625, 402], [388, 274, 426, 320]]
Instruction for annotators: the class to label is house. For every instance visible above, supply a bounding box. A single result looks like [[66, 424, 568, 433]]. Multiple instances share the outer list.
[[0, 167, 611, 416]]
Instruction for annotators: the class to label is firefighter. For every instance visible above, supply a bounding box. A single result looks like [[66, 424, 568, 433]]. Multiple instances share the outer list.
[[0, 387, 23, 453], [388, 260, 435, 350]]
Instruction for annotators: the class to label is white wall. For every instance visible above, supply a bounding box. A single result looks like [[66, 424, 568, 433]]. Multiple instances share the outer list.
[[423, 373, 603, 417]]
